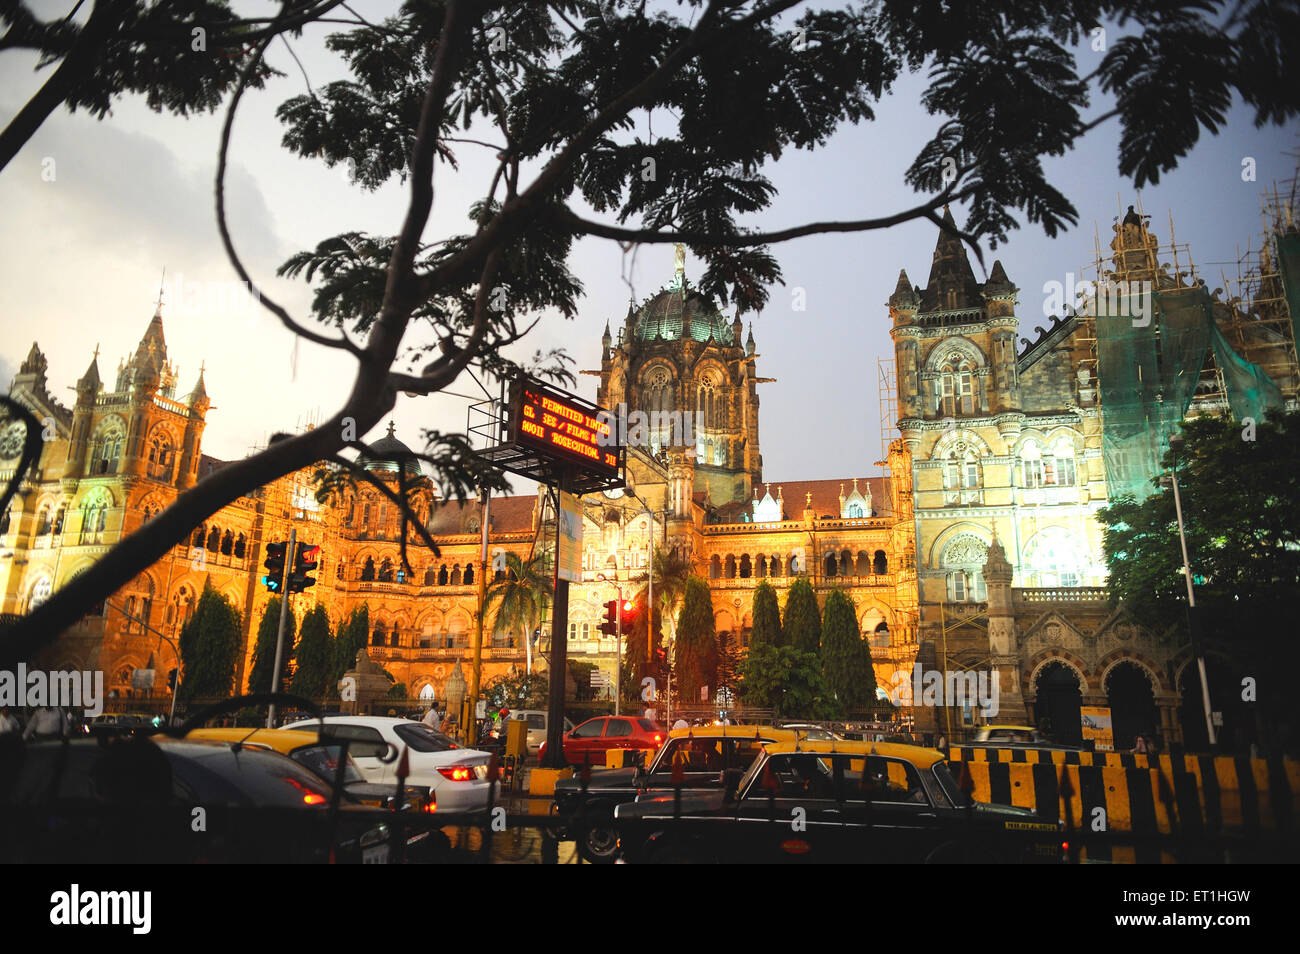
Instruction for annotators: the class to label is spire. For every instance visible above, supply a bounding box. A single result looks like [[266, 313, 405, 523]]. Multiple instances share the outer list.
[[925, 206, 979, 310], [984, 530, 1013, 584], [888, 268, 919, 309], [745, 322, 755, 355], [982, 258, 1017, 299], [187, 363, 209, 407], [386, 420, 397, 439], [77, 346, 102, 394]]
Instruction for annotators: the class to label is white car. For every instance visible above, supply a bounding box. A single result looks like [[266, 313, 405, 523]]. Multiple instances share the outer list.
[[499, 709, 574, 757], [282, 716, 494, 814]]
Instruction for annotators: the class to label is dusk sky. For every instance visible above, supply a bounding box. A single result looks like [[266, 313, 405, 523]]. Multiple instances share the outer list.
[[2, 3, 1296, 494]]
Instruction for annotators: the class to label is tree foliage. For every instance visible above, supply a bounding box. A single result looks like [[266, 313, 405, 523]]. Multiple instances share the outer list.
[[331, 603, 370, 687], [819, 589, 876, 710], [177, 581, 241, 702], [483, 669, 549, 711], [749, 580, 782, 652], [290, 603, 334, 700], [486, 549, 552, 645], [8, 0, 1300, 666], [1098, 410, 1300, 745], [674, 576, 718, 705], [247, 595, 295, 696], [738, 643, 840, 721], [782, 577, 821, 655]]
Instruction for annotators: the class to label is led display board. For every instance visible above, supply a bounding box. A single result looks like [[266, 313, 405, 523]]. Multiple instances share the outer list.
[[507, 378, 622, 482]]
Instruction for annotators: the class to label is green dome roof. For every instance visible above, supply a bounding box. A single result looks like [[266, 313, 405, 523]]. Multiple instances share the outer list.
[[359, 422, 423, 476], [634, 284, 732, 343]]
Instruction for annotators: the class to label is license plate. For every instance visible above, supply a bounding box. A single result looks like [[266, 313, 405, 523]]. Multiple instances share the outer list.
[[363, 843, 389, 864]]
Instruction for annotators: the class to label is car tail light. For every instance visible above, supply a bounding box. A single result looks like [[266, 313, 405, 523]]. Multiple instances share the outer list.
[[423, 795, 437, 813], [653, 734, 662, 744], [439, 766, 475, 782], [282, 776, 327, 805]]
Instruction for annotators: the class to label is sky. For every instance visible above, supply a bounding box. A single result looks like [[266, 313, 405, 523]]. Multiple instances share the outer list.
[[2, 2, 1297, 494]]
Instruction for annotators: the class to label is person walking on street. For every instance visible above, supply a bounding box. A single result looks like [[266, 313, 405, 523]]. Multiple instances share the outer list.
[[23, 706, 69, 741], [0, 706, 19, 735]]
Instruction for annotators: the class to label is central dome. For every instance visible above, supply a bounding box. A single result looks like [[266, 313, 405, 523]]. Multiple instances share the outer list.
[[359, 421, 423, 476], [634, 284, 732, 343]]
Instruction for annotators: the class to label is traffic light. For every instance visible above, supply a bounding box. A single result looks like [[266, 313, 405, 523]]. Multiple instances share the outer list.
[[262, 541, 288, 592], [599, 599, 619, 637], [619, 599, 637, 629], [289, 544, 321, 593]]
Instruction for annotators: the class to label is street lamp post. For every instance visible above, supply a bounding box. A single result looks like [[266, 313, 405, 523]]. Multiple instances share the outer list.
[[1164, 433, 1216, 748]]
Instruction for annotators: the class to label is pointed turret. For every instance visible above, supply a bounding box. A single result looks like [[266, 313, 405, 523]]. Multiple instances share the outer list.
[[983, 259, 1017, 299], [889, 268, 919, 309], [924, 206, 980, 310], [76, 348, 102, 400], [12, 342, 50, 397], [732, 311, 743, 347], [745, 322, 755, 355], [602, 319, 612, 354], [187, 364, 209, 409], [984, 530, 1013, 585]]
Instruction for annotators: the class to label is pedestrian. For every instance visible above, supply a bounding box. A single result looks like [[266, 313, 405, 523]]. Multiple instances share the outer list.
[[23, 705, 69, 741], [1133, 733, 1147, 754], [0, 706, 19, 735], [422, 705, 439, 728]]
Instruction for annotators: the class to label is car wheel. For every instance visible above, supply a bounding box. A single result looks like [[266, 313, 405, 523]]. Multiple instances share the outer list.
[[576, 804, 619, 864]]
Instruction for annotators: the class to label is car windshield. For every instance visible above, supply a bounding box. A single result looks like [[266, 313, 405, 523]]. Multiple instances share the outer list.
[[393, 722, 459, 753], [291, 744, 366, 785]]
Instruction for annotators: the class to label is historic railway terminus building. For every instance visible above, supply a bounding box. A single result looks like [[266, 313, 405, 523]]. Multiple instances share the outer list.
[[4, 207, 1293, 747]]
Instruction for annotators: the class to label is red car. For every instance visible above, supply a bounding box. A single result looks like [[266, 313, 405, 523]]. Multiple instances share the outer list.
[[538, 716, 666, 767]]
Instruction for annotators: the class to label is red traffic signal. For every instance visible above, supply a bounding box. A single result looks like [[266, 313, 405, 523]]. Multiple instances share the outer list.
[[289, 543, 321, 593], [599, 599, 619, 636]]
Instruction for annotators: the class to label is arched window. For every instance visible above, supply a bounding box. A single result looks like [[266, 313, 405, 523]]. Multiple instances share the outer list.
[[147, 432, 174, 479], [29, 577, 52, 611], [840, 549, 852, 576], [847, 502, 864, 518], [940, 536, 986, 602], [91, 425, 124, 475], [34, 505, 52, 537], [424, 566, 436, 586], [372, 624, 386, 647], [234, 534, 246, 559], [0, 507, 9, 535], [390, 626, 400, 648], [739, 554, 752, 579], [697, 377, 716, 429], [724, 554, 736, 579], [361, 557, 376, 581], [192, 525, 205, 548], [756, 554, 767, 578], [873, 550, 888, 575], [710, 555, 721, 579], [378, 558, 394, 582], [450, 565, 462, 585], [857, 551, 871, 576], [463, 564, 474, 586], [939, 356, 975, 416], [206, 526, 220, 552], [770, 553, 783, 578], [220, 530, 233, 555], [438, 565, 449, 586], [53, 506, 65, 536], [788, 553, 801, 575], [362, 502, 371, 527]]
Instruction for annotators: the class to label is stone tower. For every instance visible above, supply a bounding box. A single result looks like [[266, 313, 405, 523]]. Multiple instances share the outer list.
[[596, 246, 762, 504]]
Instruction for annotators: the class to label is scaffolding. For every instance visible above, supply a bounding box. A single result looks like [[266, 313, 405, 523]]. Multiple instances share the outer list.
[[1080, 193, 1292, 501], [876, 357, 897, 470]]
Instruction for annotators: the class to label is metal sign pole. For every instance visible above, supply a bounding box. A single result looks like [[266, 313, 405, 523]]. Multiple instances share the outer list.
[[543, 479, 570, 767], [267, 528, 295, 729]]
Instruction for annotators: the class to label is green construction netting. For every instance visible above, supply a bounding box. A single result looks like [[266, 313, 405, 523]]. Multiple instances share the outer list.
[[1097, 284, 1282, 501], [1276, 232, 1300, 353]]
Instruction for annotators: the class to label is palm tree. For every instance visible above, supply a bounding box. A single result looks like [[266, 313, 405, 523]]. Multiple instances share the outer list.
[[484, 550, 553, 675], [635, 546, 693, 647]]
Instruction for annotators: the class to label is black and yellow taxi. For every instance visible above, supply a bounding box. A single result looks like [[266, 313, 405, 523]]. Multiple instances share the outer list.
[[553, 723, 799, 863], [612, 739, 1065, 864]]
